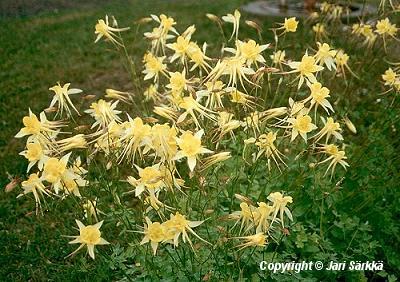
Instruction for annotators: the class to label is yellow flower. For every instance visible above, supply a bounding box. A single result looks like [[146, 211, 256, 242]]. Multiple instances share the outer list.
[[270, 50, 285, 66], [128, 163, 165, 197], [56, 134, 87, 153], [222, 9, 241, 41], [119, 116, 152, 163], [253, 132, 286, 170], [145, 14, 177, 53], [174, 130, 213, 171], [68, 220, 109, 259], [237, 39, 269, 66], [167, 36, 191, 63], [254, 202, 274, 233], [144, 84, 160, 102], [162, 212, 208, 248], [287, 112, 317, 142], [85, 99, 122, 129], [15, 109, 63, 141], [43, 155, 68, 184], [318, 144, 349, 176], [177, 96, 216, 127], [94, 15, 129, 46], [235, 232, 267, 250], [267, 192, 293, 228], [376, 18, 398, 37], [140, 217, 166, 255], [313, 117, 343, 143], [142, 53, 167, 81], [18, 173, 50, 212], [230, 202, 258, 233], [105, 89, 132, 103], [49, 82, 82, 117], [288, 53, 324, 89], [187, 42, 211, 72], [313, 23, 326, 37], [280, 17, 298, 33], [314, 43, 337, 71], [196, 80, 225, 109], [382, 68, 397, 86], [166, 70, 188, 94], [335, 50, 357, 78], [150, 123, 178, 161], [214, 111, 241, 140], [208, 56, 255, 88], [19, 141, 47, 172], [305, 82, 333, 114]]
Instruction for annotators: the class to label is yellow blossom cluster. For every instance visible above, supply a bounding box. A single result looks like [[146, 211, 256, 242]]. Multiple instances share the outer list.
[[13, 10, 355, 260]]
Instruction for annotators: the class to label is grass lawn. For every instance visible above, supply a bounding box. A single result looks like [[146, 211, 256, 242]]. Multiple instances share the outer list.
[[1, 0, 399, 280]]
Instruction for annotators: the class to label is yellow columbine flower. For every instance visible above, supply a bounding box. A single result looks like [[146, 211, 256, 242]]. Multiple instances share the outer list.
[[375, 18, 398, 38], [208, 55, 256, 88], [318, 144, 349, 176], [85, 99, 122, 129], [145, 14, 177, 53], [230, 202, 258, 233], [17, 173, 50, 212], [335, 50, 357, 79], [382, 68, 397, 86], [177, 96, 216, 127], [313, 117, 343, 143], [267, 192, 293, 228], [119, 116, 152, 164], [19, 141, 47, 172], [270, 50, 285, 67], [56, 134, 87, 153], [42, 153, 70, 194], [174, 130, 213, 171], [166, 70, 188, 94], [288, 53, 324, 89], [235, 232, 267, 250], [150, 123, 178, 161], [128, 163, 165, 197], [251, 132, 286, 171], [313, 23, 327, 39], [142, 52, 167, 81], [187, 42, 211, 72], [222, 9, 241, 41], [140, 217, 166, 255], [237, 39, 269, 66], [167, 35, 191, 63], [15, 109, 63, 142], [68, 220, 109, 260], [162, 212, 208, 249], [287, 112, 317, 142], [94, 15, 129, 46], [196, 80, 225, 109], [105, 88, 132, 103], [314, 43, 337, 71], [305, 82, 333, 114], [254, 202, 274, 233], [49, 82, 82, 117], [279, 17, 298, 34]]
